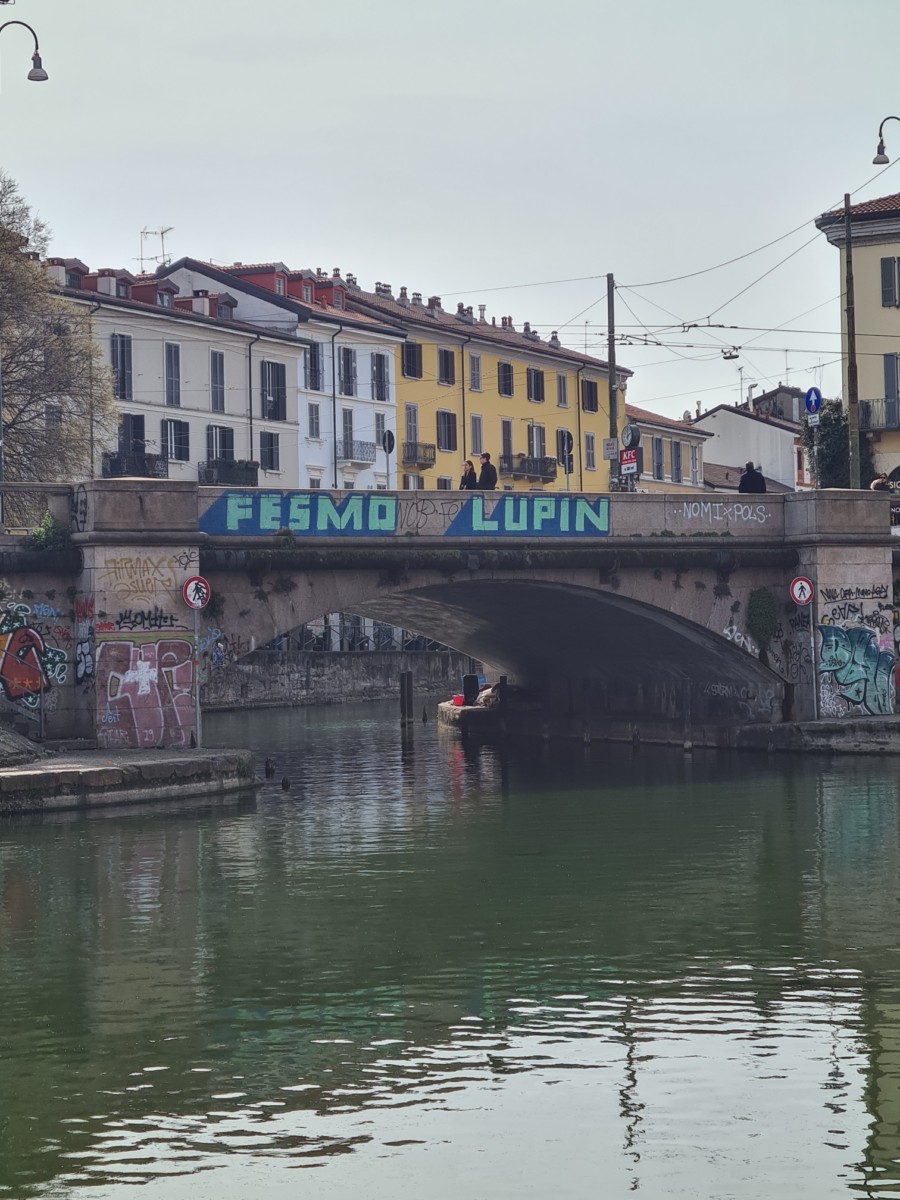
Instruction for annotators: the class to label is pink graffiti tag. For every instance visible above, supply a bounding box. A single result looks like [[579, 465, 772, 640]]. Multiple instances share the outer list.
[[95, 638, 194, 748]]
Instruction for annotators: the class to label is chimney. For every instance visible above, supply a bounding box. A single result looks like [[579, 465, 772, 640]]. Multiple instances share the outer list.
[[457, 302, 465, 315], [333, 267, 341, 278], [492, 316, 497, 326], [426, 295, 442, 315], [696, 401, 701, 418], [398, 286, 409, 305], [381, 282, 393, 298], [478, 304, 487, 323], [346, 273, 358, 287], [412, 291, 423, 305], [507, 316, 515, 331], [549, 330, 561, 348], [523, 321, 531, 336], [501, 316, 507, 328]]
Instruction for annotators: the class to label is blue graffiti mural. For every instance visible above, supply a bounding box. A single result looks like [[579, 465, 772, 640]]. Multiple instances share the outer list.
[[199, 491, 610, 539], [817, 624, 894, 715]]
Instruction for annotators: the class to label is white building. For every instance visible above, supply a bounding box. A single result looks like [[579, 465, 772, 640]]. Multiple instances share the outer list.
[[691, 401, 805, 491]]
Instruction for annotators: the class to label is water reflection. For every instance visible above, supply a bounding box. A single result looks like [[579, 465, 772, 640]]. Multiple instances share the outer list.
[[0, 704, 899, 1197]]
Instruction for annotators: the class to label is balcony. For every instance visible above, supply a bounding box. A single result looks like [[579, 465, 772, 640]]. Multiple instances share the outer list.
[[198, 459, 259, 486], [336, 438, 377, 466], [101, 451, 168, 479], [401, 441, 436, 468], [499, 453, 558, 483], [860, 398, 900, 432]]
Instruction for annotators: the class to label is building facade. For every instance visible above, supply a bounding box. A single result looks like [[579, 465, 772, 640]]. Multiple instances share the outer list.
[[621, 404, 708, 493]]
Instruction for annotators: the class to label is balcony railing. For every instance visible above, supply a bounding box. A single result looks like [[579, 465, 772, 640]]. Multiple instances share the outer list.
[[499, 453, 558, 482], [198, 460, 259, 486], [859, 398, 900, 431], [102, 451, 168, 479], [401, 441, 437, 468], [336, 438, 377, 464]]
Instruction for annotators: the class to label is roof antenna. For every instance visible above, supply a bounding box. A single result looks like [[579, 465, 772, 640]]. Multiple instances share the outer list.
[[138, 226, 174, 272]]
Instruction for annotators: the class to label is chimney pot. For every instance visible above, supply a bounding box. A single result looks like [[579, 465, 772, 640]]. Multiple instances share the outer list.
[[478, 304, 487, 322], [333, 267, 341, 278]]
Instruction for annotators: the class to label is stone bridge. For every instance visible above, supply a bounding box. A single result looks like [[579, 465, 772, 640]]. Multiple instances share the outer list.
[[0, 481, 894, 748]]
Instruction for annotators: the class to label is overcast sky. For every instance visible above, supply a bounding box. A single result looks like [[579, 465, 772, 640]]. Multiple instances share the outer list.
[[5, 0, 899, 418]]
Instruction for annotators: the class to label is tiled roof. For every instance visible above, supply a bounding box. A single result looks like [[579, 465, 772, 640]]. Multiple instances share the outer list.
[[625, 402, 709, 435], [817, 192, 900, 226], [347, 287, 630, 375], [704, 461, 793, 493], [694, 403, 799, 433]]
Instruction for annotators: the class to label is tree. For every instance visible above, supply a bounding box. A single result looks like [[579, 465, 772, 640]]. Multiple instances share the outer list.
[[0, 172, 115, 503], [799, 397, 874, 488]]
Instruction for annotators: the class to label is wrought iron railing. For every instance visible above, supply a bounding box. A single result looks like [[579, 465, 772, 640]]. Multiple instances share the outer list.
[[101, 452, 168, 478], [498, 453, 558, 481], [401, 441, 437, 467], [198, 460, 259, 486], [336, 438, 377, 463], [859, 398, 900, 431]]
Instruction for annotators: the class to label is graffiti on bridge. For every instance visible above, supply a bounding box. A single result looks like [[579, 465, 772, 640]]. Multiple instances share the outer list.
[[817, 624, 894, 716], [95, 637, 193, 748], [0, 603, 67, 709]]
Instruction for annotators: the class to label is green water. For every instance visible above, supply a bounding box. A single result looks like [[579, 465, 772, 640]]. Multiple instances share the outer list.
[[2, 702, 900, 1197]]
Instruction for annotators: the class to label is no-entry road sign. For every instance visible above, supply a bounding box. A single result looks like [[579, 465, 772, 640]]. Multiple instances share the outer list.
[[183, 576, 211, 610], [789, 576, 814, 606]]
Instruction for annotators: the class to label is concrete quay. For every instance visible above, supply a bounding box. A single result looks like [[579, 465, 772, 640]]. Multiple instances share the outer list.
[[0, 747, 256, 817]]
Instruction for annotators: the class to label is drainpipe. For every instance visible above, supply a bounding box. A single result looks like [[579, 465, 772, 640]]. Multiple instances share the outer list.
[[576, 364, 585, 491], [247, 331, 261, 463], [87, 300, 101, 476], [459, 333, 472, 457], [330, 324, 343, 488]]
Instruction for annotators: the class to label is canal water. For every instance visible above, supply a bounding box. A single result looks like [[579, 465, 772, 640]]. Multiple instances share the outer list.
[[2, 703, 900, 1198]]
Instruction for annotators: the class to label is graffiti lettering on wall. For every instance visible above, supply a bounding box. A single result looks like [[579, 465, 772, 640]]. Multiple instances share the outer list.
[[116, 607, 182, 632], [0, 603, 67, 709], [818, 624, 894, 716], [200, 490, 610, 539], [99, 556, 177, 604], [677, 500, 771, 525], [821, 584, 889, 602], [200, 627, 249, 664], [722, 624, 758, 656], [95, 638, 193, 748]]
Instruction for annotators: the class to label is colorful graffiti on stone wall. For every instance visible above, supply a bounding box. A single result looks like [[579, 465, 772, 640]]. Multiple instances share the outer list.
[[0, 602, 67, 710], [818, 623, 895, 716], [95, 637, 193, 749]]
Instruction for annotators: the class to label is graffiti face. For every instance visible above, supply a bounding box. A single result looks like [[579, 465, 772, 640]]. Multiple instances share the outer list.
[[818, 624, 894, 715], [0, 626, 46, 700]]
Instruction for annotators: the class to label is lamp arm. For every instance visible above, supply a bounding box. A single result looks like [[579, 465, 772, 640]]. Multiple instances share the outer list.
[[0, 20, 41, 53]]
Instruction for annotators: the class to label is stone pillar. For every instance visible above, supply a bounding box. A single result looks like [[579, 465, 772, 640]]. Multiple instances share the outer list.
[[786, 491, 895, 721], [73, 480, 203, 750]]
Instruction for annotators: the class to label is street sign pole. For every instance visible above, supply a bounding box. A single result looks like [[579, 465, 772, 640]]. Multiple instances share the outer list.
[[790, 575, 817, 721], [193, 605, 202, 748]]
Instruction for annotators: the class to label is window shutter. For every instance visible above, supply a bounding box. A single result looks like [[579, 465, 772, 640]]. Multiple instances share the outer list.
[[207, 425, 215, 461], [883, 258, 898, 307], [352, 350, 357, 392], [885, 354, 899, 400]]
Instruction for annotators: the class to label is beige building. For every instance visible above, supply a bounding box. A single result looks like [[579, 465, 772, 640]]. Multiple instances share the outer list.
[[621, 404, 708, 493], [816, 192, 900, 482]]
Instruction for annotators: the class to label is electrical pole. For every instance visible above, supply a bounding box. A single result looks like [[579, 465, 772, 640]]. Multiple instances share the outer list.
[[844, 193, 861, 488], [607, 273, 619, 489]]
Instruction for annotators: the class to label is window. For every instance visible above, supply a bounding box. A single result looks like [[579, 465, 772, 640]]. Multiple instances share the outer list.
[[372, 352, 388, 401], [210, 350, 225, 412], [216, 302, 232, 320], [556, 428, 574, 474], [470, 354, 482, 391], [339, 347, 357, 397], [110, 333, 132, 400], [308, 474, 321, 488], [471, 413, 483, 455], [438, 348, 455, 385], [405, 403, 419, 444], [116, 280, 129, 299], [120, 413, 145, 454], [883, 257, 900, 306], [403, 342, 423, 378], [501, 418, 513, 459], [165, 342, 181, 407], [581, 379, 599, 412], [585, 431, 597, 471], [671, 440, 683, 483], [557, 374, 568, 407], [333, 291, 343, 309], [308, 402, 321, 439], [436, 409, 458, 452], [275, 275, 285, 296], [307, 343, 323, 391], [402, 474, 424, 490], [157, 290, 173, 308], [206, 424, 235, 462], [527, 423, 546, 458], [652, 436, 664, 481], [342, 408, 354, 448], [260, 430, 280, 471], [161, 418, 189, 461], [527, 367, 545, 403], [261, 360, 286, 420], [302, 284, 312, 303], [498, 361, 514, 396], [690, 443, 700, 484], [437, 477, 453, 490], [375, 411, 386, 446], [65, 270, 82, 288]]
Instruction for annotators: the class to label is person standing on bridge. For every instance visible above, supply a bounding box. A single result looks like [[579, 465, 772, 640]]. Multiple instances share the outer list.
[[738, 461, 766, 494], [459, 460, 478, 490], [478, 453, 498, 490]]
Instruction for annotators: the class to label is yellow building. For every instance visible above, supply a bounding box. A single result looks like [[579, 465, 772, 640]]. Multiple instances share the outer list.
[[346, 282, 630, 491], [621, 404, 709, 493], [816, 192, 900, 481]]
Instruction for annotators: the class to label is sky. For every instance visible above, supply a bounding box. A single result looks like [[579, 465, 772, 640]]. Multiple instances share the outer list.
[[4, 0, 900, 420]]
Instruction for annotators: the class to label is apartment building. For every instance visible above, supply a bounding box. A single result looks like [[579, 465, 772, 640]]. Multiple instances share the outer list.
[[620, 404, 709, 492]]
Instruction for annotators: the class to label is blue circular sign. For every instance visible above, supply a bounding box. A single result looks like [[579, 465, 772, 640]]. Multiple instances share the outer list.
[[805, 386, 822, 414]]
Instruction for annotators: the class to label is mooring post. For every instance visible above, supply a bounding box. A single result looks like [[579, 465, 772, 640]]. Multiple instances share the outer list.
[[400, 670, 409, 723]]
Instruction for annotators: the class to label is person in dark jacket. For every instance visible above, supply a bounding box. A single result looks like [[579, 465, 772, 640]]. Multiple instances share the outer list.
[[459, 460, 478, 489], [738, 461, 766, 494], [871, 472, 891, 492], [478, 452, 498, 490]]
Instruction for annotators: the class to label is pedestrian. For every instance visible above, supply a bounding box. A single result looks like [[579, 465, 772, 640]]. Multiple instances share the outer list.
[[478, 452, 498, 490], [870, 472, 891, 492], [459, 460, 479, 490], [738, 460, 766, 494]]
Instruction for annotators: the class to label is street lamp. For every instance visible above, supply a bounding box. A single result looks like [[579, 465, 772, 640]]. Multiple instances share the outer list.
[[873, 115, 900, 164], [0, 20, 48, 82]]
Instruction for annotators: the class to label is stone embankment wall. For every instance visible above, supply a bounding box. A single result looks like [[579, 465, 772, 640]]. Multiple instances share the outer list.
[[201, 651, 471, 711]]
